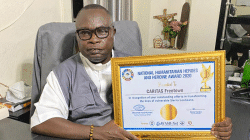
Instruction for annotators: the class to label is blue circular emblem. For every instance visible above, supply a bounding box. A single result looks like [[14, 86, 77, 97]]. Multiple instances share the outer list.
[[133, 104, 145, 111], [122, 69, 134, 81]]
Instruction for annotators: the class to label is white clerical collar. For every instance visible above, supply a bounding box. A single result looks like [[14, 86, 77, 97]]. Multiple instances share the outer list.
[[79, 50, 114, 71]]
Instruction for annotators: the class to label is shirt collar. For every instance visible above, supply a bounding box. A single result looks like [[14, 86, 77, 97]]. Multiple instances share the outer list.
[[79, 50, 114, 71]]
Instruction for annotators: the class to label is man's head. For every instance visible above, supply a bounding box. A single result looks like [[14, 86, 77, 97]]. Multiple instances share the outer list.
[[75, 4, 116, 64]]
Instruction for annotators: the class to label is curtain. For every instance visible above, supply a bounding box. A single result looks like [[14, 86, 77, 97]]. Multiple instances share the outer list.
[[83, 0, 133, 21]]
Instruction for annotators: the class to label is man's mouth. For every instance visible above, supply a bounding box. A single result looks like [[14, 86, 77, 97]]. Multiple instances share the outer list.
[[88, 49, 102, 54]]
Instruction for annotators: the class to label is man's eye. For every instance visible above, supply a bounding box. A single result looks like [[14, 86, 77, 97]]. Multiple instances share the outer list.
[[80, 31, 90, 35], [97, 28, 109, 34]]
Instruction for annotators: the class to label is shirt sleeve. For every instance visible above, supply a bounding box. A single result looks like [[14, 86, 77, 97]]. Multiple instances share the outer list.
[[30, 71, 69, 128]]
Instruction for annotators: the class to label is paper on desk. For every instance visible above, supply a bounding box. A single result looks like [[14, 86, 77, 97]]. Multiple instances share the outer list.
[[6, 81, 31, 104], [6, 91, 31, 104]]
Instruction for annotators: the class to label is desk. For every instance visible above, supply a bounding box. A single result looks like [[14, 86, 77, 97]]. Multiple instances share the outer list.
[[0, 118, 36, 140], [226, 88, 250, 140], [1, 89, 249, 140], [0, 118, 65, 140]]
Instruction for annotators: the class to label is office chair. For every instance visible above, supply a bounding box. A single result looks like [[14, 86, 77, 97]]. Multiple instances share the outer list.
[[31, 21, 142, 117], [225, 23, 250, 67], [224, 5, 250, 67]]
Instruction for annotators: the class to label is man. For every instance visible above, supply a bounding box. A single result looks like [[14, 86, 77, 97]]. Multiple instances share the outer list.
[[31, 4, 232, 140]]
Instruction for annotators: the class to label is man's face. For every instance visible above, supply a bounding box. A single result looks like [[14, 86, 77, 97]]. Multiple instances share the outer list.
[[76, 9, 115, 64]]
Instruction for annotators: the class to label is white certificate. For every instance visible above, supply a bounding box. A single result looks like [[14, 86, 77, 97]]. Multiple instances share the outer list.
[[111, 51, 225, 139], [120, 62, 215, 131]]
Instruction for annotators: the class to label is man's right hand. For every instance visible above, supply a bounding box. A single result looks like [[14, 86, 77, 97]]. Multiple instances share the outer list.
[[93, 120, 139, 140]]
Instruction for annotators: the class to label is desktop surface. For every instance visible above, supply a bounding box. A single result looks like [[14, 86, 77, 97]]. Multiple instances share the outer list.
[[226, 88, 250, 140], [0, 118, 35, 140], [0, 118, 66, 140]]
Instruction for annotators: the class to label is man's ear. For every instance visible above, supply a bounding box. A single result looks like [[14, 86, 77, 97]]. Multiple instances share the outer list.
[[75, 32, 79, 40], [75, 39, 79, 53], [75, 32, 80, 53], [112, 28, 116, 36]]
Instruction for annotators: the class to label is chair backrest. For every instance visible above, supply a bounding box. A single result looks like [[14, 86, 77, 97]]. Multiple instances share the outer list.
[[30, 20, 142, 117]]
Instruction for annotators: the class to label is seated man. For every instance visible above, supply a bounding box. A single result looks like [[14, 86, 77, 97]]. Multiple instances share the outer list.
[[31, 4, 232, 140]]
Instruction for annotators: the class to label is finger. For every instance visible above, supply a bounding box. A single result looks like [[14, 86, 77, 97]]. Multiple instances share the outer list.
[[213, 118, 232, 127], [120, 129, 139, 140], [123, 132, 139, 140], [220, 136, 231, 140], [212, 124, 232, 132], [114, 131, 136, 140], [211, 130, 219, 137], [122, 136, 130, 140], [112, 123, 139, 140], [224, 117, 232, 124], [211, 131, 221, 139], [113, 134, 129, 140], [211, 130, 232, 139], [218, 130, 232, 137], [106, 130, 128, 140]]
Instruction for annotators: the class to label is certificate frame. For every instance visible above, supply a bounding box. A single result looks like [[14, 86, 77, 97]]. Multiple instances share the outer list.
[[111, 51, 225, 139]]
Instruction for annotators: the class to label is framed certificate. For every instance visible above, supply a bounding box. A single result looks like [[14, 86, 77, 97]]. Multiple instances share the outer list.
[[111, 51, 225, 139]]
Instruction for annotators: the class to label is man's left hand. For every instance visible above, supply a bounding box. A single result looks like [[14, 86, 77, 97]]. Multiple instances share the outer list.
[[211, 117, 232, 140]]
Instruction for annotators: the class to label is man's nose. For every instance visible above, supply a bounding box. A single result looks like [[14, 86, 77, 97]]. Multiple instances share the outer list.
[[88, 33, 100, 43]]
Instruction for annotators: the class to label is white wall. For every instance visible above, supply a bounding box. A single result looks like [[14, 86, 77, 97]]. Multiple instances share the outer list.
[[133, 0, 152, 51], [0, 0, 72, 97], [133, 0, 222, 55]]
